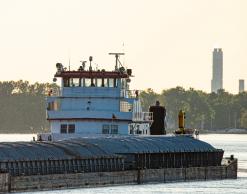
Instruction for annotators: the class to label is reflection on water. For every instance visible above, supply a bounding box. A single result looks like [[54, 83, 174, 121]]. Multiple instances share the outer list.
[[0, 134, 246, 194], [0, 134, 35, 142], [200, 134, 247, 170]]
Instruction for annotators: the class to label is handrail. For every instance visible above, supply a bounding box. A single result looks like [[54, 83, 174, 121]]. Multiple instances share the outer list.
[[132, 112, 153, 122], [120, 90, 140, 98], [47, 88, 61, 97]]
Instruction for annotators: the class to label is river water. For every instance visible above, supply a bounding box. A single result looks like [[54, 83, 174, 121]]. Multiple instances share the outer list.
[[1, 134, 246, 194]]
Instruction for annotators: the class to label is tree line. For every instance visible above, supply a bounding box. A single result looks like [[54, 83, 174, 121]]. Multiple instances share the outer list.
[[140, 87, 247, 130], [0, 80, 58, 133], [0, 81, 246, 133]]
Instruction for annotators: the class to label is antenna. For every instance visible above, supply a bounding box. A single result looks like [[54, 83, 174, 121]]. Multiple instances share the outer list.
[[89, 56, 93, 71], [122, 42, 125, 66], [109, 53, 125, 70], [67, 49, 71, 71], [68, 57, 71, 71], [79, 61, 87, 70]]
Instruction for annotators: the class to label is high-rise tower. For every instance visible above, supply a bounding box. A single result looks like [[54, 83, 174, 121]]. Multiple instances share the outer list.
[[211, 48, 223, 93], [239, 79, 245, 93]]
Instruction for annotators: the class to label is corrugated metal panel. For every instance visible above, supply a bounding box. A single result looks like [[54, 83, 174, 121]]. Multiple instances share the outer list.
[[77, 136, 217, 154], [0, 136, 219, 162]]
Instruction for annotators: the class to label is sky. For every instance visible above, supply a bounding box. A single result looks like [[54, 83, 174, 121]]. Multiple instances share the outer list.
[[0, 0, 246, 94]]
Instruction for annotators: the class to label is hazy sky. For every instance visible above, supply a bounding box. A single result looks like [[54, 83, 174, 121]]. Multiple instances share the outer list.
[[0, 0, 246, 93]]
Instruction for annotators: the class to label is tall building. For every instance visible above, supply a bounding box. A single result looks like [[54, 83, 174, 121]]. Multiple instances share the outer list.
[[211, 48, 223, 93], [239, 79, 245, 93]]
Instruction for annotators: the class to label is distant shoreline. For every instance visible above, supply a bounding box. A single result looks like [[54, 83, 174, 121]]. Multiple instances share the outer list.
[[201, 130, 247, 134], [166, 128, 247, 135], [0, 129, 247, 134]]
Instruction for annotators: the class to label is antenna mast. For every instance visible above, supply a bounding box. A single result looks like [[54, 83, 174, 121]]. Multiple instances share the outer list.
[[109, 53, 125, 70], [69, 57, 71, 71]]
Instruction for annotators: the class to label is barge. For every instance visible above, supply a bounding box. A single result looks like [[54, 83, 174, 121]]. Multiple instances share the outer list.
[[0, 53, 237, 193]]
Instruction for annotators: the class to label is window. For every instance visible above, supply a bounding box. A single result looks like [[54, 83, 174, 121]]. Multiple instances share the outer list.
[[69, 78, 80, 87], [97, 78, 102, 87], [85, 78, 91, 87], [103, 78, 108, 87], [60, 124, 75, 134], [111, 125, 118, 134], [68, 124, 75, 133], [80, 78, 84, 87], [47, 102, 53, 110], [102, 125, 110, 134], [116, 79, 120, 88], [120, 101, 132, 112], [73, 78, 80, 87], [63, 78, 69, 87], [109, 79, 114, 87], [60, 124, 67, 134], [47, 100, 59, 111]]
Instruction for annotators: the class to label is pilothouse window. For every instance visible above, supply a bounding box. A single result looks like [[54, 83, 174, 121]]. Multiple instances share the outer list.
[[80, 78, 84, 87], [97, 78, 103, 87], [70, 78, 80, 87], [109, 79, 114, 87], [64, 77, 118, 88], [103, 78, 108, 87], [63, 78, 69, 87], [74, 78, 80, 87], [85, 78, 91, 87]]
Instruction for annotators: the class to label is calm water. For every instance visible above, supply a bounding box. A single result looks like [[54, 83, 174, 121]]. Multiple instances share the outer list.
[[1, 134, 247, 194]]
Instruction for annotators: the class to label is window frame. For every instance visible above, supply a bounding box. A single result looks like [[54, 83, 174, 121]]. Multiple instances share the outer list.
[[103, 78, 108, 87], [109, 78, 114, 87], [73, 78, 80, 87], [97, 78, 103, 87], [111, 125, 118, 134], [85, 78, 91, 87], [102, 124, 110, 134], [60, 124, 67, 134], [63, 78, 70, 87], [68, 124, 75, 133]]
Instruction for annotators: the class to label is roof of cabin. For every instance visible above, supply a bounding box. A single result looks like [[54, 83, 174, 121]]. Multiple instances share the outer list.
[[0, 136, 221, 162], [55, 70, 129, 78]]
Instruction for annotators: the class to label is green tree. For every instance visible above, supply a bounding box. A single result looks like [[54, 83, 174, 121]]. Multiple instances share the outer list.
[[240, 110, 247, 129], [0, 81, 15, 96], [0, 80, 57, 133], [161, 87, 190, 129], [139, 88, 159, 111], [208, 89, 234, 129], [184, 88, 213, 130]]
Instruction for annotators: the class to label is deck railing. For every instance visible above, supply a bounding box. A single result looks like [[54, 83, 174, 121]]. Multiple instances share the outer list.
[[47, 88, 61, 96], [120, 90, 139, 98], [132, 112, 153, 122]]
